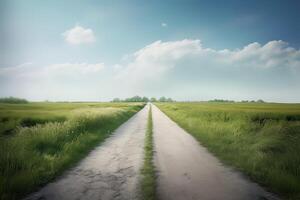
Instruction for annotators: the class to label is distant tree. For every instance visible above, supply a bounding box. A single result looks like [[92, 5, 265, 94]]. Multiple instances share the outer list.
[[142, 96, 149, 102], [166, 98, 174, 102], [122, 96, 145, 102], [257, 99, 265, 103], [159, 96, 167, 102], [112, 98, 121, 102], [209, 99, 234, 103], [112, 96, 174, 102], [150, 97, 157, 102], [133, 96, 142, 102]]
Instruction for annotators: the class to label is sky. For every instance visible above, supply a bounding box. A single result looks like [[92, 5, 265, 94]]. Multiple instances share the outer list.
[[0, 0, 300, 102]]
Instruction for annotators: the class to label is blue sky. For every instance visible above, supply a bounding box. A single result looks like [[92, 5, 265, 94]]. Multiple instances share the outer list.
[[1, 0, 300, 102]]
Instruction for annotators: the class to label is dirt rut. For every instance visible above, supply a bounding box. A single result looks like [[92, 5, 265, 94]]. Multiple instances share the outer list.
[[152, 104, 278, 200], [25, 105, 149, 200]]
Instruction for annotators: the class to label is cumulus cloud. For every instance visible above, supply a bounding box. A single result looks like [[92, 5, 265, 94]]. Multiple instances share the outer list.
[[115, 40, 201, 85], [62, 25, 96, 45], [116, 39, 300, 77], [227, 40, 300, 69], [114, 39, 300, 101]]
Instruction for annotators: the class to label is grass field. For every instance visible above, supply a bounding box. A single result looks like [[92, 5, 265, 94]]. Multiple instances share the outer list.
[[0, 102, 144, 200], [141, 105, 156, 200], [156, 102, 300, 200]]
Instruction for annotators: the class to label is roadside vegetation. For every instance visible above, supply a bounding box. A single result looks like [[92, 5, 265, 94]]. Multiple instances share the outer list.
[[156, 102, 300, 200], [141, 105, 156, 200], [0, 102, 144, 200]]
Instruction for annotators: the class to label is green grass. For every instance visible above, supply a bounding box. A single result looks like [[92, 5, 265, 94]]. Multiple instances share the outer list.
[[140, 105, 156, 200], [0, 102, 144, 200], [0, 102, 140, 136], [156, 102, 300, 200]]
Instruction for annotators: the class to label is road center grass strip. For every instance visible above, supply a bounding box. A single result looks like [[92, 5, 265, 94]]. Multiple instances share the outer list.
[[156, 102, 300, 200], [0, 103, 144, 200], [141, 105, 156, 200]]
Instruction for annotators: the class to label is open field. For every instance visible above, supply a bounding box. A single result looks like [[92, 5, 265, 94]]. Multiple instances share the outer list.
[[156, 102, 300, 200], [0, 102, 144, 200]]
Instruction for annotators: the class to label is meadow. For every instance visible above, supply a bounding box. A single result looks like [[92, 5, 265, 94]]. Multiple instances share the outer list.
[[0, 102, 144, 200], [156, 102, 300, 200]]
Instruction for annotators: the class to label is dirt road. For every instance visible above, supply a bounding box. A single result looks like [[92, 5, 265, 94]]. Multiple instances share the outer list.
[[25, 103, 278, 200], [152, 104, 278, 200], [25, 105, 149, 200]]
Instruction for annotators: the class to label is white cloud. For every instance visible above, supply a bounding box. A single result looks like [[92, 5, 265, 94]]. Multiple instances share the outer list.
[[161, 22, 167, 27], [115, 40, 201, 82], [114, 39, 300, 101], [117, 39, 300, 77], [62, 25, 96, 45], [227, 40, 300, 69]]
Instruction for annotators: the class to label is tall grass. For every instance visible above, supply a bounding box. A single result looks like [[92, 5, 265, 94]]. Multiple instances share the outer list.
[[0, 103, 144, 200], [140, 105, 156, 200], [0, 102, 139, 136], [156, 102, 300, 200]]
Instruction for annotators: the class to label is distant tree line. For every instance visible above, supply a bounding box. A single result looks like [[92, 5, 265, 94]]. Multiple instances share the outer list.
[[208, 99, 235, 103], [112, 96, 175, 102], [0, 97, 29, 104], [241, 99, 265, 103], [209, 99, 265, 103]]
